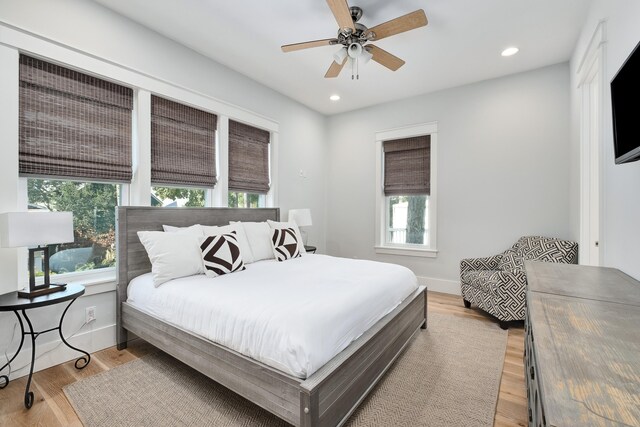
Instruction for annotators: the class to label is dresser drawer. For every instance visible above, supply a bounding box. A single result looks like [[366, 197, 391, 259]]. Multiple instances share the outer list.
[[525, 308, 546, 427]]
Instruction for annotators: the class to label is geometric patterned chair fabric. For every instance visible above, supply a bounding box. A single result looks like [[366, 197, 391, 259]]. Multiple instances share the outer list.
[[460, 236, 578, 328]]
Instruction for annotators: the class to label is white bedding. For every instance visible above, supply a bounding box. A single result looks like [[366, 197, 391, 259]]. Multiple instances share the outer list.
[[127, 254, 418, 378]]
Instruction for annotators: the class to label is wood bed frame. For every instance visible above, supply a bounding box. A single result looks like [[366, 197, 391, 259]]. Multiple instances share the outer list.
[[115, 206, 427, 427]]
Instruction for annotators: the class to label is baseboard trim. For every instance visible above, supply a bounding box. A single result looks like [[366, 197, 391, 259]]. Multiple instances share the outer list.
[[6, 323, 116, 381], [417, 276, 460, 295]]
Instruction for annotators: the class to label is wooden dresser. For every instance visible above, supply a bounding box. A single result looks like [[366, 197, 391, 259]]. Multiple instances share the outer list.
[[524, 261, 640, 427]]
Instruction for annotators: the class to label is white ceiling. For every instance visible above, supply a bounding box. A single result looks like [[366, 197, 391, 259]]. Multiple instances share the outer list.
[[94, 0, 591, 115]]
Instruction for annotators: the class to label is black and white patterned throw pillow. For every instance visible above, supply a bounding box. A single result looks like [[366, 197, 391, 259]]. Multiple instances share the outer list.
[[271, 227, 301, 262], [200, 231, 246, 277]]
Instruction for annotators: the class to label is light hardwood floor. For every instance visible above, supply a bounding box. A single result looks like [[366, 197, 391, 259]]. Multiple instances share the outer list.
[[0, 292, 527, 426]]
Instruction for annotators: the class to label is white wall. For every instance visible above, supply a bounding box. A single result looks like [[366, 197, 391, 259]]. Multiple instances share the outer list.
[[0, 0, 607, 382], [0, 0, 327, 379], [569, 0, 640, 280], [326, 63, 572, 292]]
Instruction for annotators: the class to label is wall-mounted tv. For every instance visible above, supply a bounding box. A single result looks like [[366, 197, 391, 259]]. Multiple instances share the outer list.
[[612, 39, 640, 164]]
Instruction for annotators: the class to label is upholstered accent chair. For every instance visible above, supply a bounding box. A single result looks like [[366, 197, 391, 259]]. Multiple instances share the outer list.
[[460, 236, 578, 329]]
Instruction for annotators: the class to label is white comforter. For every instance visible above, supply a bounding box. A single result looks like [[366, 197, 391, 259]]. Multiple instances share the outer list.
[[127, 254, 418, 378]]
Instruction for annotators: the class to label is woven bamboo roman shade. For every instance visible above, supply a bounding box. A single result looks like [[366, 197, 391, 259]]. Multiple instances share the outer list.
[[151, 96, 217, 187], [19, 55, 134, 182], [228, 120, 270, 194], [383, 135, 431, 196]]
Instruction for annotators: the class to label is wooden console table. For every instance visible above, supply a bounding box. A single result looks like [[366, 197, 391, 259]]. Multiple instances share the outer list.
[[524, 261, 640, 427]]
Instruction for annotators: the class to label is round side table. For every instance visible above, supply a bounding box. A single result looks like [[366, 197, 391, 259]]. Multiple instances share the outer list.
[[0, 284, 90, 409]]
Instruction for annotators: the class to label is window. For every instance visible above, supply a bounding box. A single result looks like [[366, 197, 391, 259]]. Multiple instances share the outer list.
[[387, 196, 430, 246], [228, 192, 265, 208], [19, 55, 133, 278], [151, 186, 206, 207], [228, 120, 270, 207], [149, 96, 217, 208], [13, 51, 280, 287], [19, 55, 134, 182], [27, 179, 120, 275], [151, 95, 218, 188], [375, 123, 437, 257]]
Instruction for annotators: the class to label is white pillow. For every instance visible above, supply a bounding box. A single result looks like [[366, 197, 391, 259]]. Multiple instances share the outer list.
[[267, 220, 307, 255], [201, 223, 254, 264], [137, 231, 204, 287], [162, 224, 204, 236], [230, 221, 274, 261]]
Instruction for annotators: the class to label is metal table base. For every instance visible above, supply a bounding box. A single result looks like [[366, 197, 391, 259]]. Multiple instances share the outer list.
[[0, 298, 90, 408]]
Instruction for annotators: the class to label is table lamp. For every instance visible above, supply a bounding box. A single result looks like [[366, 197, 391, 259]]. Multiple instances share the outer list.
[[288, 208, 312, 245], [0, 211, 74, 298]]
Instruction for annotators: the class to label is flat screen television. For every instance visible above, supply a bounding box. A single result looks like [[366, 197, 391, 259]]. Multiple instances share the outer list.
[[611, 39, 640, 164]]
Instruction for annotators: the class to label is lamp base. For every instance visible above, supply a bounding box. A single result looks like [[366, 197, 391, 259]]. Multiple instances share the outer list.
[[18, 284, 67, 299]]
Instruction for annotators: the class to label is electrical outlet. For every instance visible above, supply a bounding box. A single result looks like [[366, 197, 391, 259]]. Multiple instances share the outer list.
[[85, 306, 96, 323]]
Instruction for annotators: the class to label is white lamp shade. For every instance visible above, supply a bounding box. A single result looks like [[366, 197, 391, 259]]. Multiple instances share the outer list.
[[288, 209, 312, 227], [361, 48, 373, 64], [347, 43, 363, 59], [0, 211, 74, 248], [333, 47, 348, 64]]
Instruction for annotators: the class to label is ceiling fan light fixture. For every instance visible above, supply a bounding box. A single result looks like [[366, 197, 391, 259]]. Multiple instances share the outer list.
[[333, 47, 348, 64], [360, 48, 373, 65], [347, 42, 363, 59], [281, 4, 428, 79], [501, 47, 519, 57]]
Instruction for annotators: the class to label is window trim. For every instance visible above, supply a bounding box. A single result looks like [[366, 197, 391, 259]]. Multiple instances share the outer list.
[[374, 122, 438, 256], [266, 131, 277, 208], [44, 267, 116, 288]]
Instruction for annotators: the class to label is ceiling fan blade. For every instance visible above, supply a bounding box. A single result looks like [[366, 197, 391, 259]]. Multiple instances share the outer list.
[[326, 0, 355, 33], [282, 38, 338, 53], [325, 57, 347, 78], [365, 10, 428, 41], [367, 45, 405, 71]]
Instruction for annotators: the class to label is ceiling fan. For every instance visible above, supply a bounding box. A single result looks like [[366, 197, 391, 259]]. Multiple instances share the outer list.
[[281, 0, 428, 79]]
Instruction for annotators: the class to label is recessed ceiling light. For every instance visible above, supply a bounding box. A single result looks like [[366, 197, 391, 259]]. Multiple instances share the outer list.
[[501, 47, 519, 57], [329, 94, 341, 101]]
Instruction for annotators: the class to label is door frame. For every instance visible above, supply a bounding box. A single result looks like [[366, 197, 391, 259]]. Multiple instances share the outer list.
[[576, 21, 607, 266]]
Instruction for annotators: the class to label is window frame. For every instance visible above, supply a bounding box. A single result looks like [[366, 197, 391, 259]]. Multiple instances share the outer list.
[[374, 122, 438, 258]]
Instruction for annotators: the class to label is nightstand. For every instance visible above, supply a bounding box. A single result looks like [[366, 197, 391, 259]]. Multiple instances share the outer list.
[[304, 245, 317, 254], [0, 284, 90, 409]]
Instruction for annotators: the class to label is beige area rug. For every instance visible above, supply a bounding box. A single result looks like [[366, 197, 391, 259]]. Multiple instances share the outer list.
[[64, 313, 508, 427]]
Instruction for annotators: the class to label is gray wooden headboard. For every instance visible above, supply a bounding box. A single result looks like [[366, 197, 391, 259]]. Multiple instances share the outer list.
[[115, 206, 279, 347]]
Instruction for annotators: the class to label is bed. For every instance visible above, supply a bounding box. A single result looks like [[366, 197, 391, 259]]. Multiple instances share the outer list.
[[116, 206, 427, 427]]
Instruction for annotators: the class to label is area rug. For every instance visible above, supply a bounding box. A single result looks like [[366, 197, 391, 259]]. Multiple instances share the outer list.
[[64, 312, 508, 427]]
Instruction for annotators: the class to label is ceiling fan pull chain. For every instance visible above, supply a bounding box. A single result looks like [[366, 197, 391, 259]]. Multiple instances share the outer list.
[[351, 58, 354, 80], [356, 56, 360, 80]]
